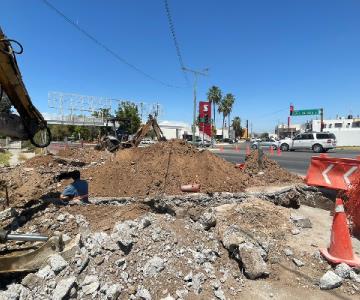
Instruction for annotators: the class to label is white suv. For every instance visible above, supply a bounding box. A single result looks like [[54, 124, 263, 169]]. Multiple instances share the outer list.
[[280, 132, 337, 153]]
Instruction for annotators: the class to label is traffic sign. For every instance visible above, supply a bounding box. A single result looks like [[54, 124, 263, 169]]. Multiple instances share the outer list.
[[292, 109, 320, 116]]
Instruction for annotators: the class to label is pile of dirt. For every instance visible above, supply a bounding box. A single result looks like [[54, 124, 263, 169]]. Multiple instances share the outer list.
[[56, 147, 111, 164], [243, 151, 302, 186], [84, 140, 249, 197]]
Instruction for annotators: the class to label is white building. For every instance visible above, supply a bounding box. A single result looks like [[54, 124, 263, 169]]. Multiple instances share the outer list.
[[311, 117, 360, 146], [158, 120, 191, 139]]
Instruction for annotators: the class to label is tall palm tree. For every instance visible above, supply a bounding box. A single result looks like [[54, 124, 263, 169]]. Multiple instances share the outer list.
[[207, 86, 222, 127], [232, 116, 242, 138], [219, 93, 235, 139]]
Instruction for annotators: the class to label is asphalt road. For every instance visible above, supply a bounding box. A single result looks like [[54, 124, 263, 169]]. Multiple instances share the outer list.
[[213, 143, 360, 175]]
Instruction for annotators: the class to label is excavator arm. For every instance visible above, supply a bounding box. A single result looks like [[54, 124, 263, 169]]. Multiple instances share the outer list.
[[0, 27, 51, 147], [130, 115, 166, 147]]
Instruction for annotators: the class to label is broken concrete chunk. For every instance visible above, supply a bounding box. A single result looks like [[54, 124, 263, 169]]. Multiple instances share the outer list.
[[291, 228, 301, 235], [283, 248, 293, 256], [0, 208, 17, 221], [136, 286, 152, 300], [36, 265, 55, 279], [160, 295, 175, 300], [349, 270, 360, 283], [290, 214, 312, 228], [214, 288, 226, 300], [138, 216, 152, 229], [334, 263, 352, 279], [220, 225, 246, 252], [111, 220, 138, 254], [193, 272, 206, 295], [21, 273, 43, 290], [292, 258, 305, 267], [53, 276, 77, 300], [48, 253, 68, 273], [105, 284, 122, 300], [81, 275, 100, 295], [319, 271, 343, 290], [199, 211, 217, 230], [238, 242, 269, 279], [143, 256, 165, 277]]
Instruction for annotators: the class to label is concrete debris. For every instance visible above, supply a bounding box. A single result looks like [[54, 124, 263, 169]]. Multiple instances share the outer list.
[[193, 272, 206, 294], [199, 210, 217, 230], [143, 256, 165, 277], [37, 265, 55, 279], [111, 220, 138, 253], [291, 228, 301, 235], [283, 248, 293, 256], [349, 271, 360, 283], [290, 214, 312, 228], [292, 258, 305, 267], [48, 254, 68, 273], [214, 288, 226, 300], [319, 271, 343, 290], [334, 263, 352, 279], [81, 275, 100, 295], [52, 276, 77, 300], [21, 273, 43, 290], [0, 207, 17, 221], [160, 295, 175, 300], [238, 242, 269, 279], [105, 284, 122, 300], [136, 286, 152, 300]]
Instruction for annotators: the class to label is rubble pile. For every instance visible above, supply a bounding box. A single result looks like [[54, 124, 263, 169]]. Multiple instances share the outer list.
[[2, 197, 359, 299]]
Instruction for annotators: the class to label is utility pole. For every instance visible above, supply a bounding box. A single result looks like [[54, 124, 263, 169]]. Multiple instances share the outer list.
[[246, 120, 249, 139], [320, 108, 324, 132], [182, 67, 209, 143]]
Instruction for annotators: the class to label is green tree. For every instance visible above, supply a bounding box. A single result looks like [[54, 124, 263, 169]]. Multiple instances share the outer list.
[[218, 93, 235, 140], [232, 116, 242, 138], [207, 86, 222, 127], [49, 125, 70, 141], [115, 101, 141, 134], [92, 108, 112, 119]]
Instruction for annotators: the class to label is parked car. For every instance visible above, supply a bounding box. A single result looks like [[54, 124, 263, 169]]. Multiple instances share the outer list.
[[279, 132, 337, 153], [188, 138, 211, 148], [251, 137, 280, 150], [223, 138, 235, 144]]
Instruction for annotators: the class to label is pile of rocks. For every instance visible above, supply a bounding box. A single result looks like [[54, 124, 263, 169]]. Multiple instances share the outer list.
[[1, 196, 360, 299]]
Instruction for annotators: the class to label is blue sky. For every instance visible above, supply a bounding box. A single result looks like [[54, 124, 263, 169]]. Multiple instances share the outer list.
[[2, 0, 360, 132]]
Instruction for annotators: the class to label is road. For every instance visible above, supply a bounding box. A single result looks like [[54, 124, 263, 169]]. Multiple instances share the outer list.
[[213, 143, 360, 175]]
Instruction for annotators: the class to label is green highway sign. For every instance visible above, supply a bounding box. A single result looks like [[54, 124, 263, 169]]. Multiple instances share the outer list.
[[292, 109, 320, 116]]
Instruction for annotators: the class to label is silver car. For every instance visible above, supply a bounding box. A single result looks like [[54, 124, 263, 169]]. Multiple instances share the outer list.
[[280, 132, 337, 153], [251, 137, 280, 150]]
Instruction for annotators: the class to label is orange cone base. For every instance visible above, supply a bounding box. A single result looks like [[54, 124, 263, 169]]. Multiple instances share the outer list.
[[320, 248, 360, 267]]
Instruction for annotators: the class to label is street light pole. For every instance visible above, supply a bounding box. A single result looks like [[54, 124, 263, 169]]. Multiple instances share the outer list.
[[182, 67, 208, 143]]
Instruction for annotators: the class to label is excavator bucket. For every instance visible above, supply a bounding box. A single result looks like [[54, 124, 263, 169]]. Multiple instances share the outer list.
[[0, 236, 63, 273]]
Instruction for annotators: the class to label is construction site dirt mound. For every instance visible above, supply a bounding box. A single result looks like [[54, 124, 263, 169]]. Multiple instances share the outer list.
[[56, 147, 111, 163], [243, 150, 302, 186], [84, 140, 249, 197]]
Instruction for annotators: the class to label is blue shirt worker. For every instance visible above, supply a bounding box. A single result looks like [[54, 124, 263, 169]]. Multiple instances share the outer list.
[[60, 170, 89, 203]]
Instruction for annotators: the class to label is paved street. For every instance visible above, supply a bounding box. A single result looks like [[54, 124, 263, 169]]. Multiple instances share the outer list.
[[213, 143, 360, 175]]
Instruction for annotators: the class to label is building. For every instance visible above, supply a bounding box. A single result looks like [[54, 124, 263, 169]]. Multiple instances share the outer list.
[[158, 120, 191, 140], [275, 124, 302, 139], [311, 117, 360, 146]]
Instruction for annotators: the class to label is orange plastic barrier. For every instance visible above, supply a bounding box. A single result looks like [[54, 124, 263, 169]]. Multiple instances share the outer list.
[[305, 154, 360, 191]]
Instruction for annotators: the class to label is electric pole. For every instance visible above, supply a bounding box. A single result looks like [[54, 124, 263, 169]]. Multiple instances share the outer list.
[[182, 67, 209, 143]]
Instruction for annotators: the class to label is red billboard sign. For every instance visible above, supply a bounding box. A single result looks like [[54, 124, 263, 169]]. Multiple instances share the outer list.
[[199, 101, 212, 137]]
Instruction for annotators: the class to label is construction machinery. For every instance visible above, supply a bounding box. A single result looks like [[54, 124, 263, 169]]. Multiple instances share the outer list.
[[0, 26, 51, 147], [96, 114, 166, 152]]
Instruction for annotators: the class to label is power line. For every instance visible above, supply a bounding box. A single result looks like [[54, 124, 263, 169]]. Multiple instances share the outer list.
[[41, 0, 181, 88], [164, 0, 190, 85]]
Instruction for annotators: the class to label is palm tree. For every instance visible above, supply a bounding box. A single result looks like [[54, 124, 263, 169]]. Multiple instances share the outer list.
[[219, 93, 235, 139], [232, 116, 242, 138], [207, 86, 222, 127]]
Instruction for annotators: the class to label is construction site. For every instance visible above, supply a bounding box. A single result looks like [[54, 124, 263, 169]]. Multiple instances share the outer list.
[[1, 2, 360, 300]]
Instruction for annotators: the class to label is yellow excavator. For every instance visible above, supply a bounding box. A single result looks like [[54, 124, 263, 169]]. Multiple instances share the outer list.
[[0, 27, 63, 274], [96, 114, 166, 152], [0, 26, 51, 147]]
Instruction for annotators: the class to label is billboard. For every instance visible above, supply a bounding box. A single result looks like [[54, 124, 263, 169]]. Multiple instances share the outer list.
[[199, 101, 212, 138]]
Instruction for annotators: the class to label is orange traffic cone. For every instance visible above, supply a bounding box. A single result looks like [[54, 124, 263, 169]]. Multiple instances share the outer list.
[[320, 198, 360, 267], [269, 146, 274, 155], [246, 144, 250, 155], [277, 147, 281, 156]]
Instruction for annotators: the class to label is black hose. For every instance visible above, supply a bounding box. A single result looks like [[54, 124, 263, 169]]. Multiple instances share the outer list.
[[0, 38, 23, 55]]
